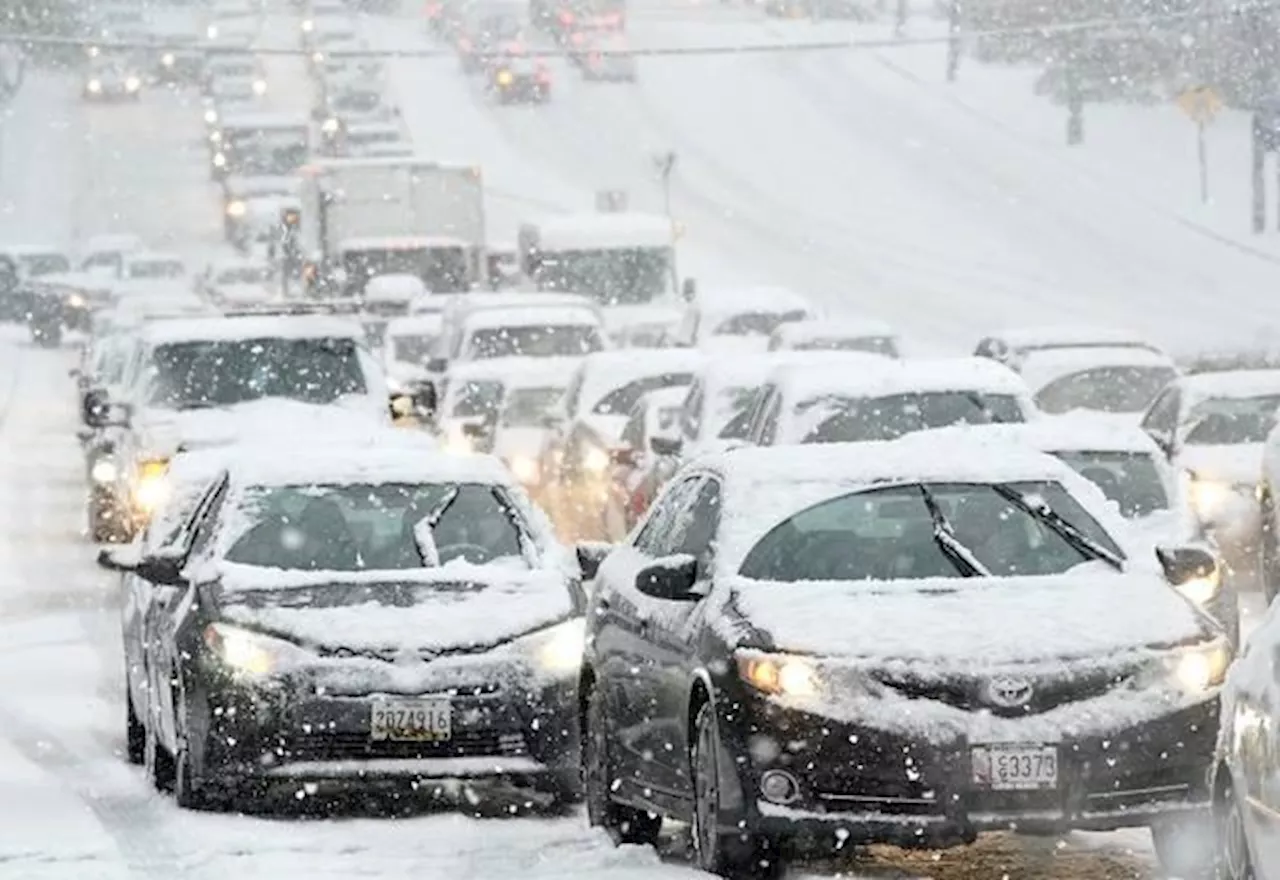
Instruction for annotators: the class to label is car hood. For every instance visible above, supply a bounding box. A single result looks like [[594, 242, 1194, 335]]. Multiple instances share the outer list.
[[137, 397, 387, 456], [1178, 443, 1265, 486], [216, 565, 574, 654], [727, 569, 1210, 665]]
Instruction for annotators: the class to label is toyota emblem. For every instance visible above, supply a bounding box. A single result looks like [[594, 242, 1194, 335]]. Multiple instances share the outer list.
[[984, 675, 1034, 709]]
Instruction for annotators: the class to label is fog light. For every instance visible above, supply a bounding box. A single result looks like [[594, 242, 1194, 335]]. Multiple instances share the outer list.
[[760, 769, 800, 805]]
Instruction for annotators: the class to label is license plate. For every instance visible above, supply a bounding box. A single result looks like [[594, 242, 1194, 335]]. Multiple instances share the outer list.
[[369, 699, 452, 742], [971, 743, 1058, 791]]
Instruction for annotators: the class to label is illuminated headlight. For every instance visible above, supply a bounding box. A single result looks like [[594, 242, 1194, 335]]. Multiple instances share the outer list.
[[1187, 473, 1234, 522], [132, 458, 171, 513], [582, 445, 610, 472], [204, 108, 218, 124], [312, 51, 325, 64], [209, 130, 222, 143], [1176, 565, 1221, 606], [495, 69, 514, 87], [87, 79, 103, 94], [517, 618, 585, 676], [508, 455, 539, 484], [301, 18, 315, 32], [213, 152, 227, 167], [737, 652, 820, 698], [90, 457, 119, 484], [67, 293, 86, 308], [88, 45, 101, 58], [321, 116, 340, 135], [225, 199, 247, 218], [206, 24, 219, 39], [125, 76, 141, 92], [1165, 641, 1231, 693], [161, 52, 176, 67], [252, 78, 267, 96], [203, 622, 308, 678]]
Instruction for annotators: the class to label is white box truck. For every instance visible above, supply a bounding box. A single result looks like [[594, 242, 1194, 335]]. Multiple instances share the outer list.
[[298, 157, 487, 296]]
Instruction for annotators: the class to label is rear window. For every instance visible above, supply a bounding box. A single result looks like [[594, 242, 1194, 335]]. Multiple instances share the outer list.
[[128, 260, 185, 279], [1052, 451, 1169, 518], [19, 254, 70, 277], [1034, 366, 1176, 415], [799, 392, 1025, 444], [449, 379, 503, 419], [468, 324, 603, 359], [714, 309, 808, 338], [592, 372, 693, 416], [502, 386, 565, 427], [792, 335, 899, 357]]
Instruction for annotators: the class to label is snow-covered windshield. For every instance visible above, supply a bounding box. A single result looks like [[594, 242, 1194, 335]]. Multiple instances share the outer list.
[[19, 254, 69, 276], [449, 379, 503, 418], [1034, 366, 1177, 414], [502, 386, 564, 426], [468, 324, 603, 359], [224, 483, 527, 571], [390, 333, 436, 364], [714, 310, 808, 337], [1184, 395, 1280, 445], [343, 247, 468, 294], [533, 247, 670, 305], [215, 266, 271, 285], [1052, 451, 1169, 518], [800, 392, 1025, 444], [127, 260, 184, 279], [793, 335, 900, 357], [593, 372, 694, 416], [145, 337, 368, 409], [739, 481, 1121, 582]]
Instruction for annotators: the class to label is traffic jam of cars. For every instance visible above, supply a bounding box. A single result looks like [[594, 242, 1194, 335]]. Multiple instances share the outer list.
[[9, 0, 1280, 877]]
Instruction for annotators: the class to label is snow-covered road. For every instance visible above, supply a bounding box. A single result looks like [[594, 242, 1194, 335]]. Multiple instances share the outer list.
[[0, 2, 1253, 874]]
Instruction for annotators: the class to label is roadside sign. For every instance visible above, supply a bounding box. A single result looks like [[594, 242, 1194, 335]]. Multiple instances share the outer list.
[[1178, 85, 1222, 125]]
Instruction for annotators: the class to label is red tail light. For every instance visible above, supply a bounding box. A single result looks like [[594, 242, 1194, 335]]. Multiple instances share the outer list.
[[570, 31, 584, 45], [559, 10, 574, 24]]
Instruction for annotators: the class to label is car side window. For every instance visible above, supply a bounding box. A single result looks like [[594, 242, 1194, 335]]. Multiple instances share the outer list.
[[1142, 387, 1180, 440], [668, 478, 722, 562], [634, 476, 703, 555], [743, 384, 777, 444], [680, 379, 704, 441], [758, 392, 784, 446], [620, 404, 645, 450]]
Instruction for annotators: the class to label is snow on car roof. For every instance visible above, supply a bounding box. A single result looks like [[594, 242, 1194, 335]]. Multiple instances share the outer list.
[[691, 285, 816, 317], [698, 354, 778, 392], [994, 325, 1159, 351], [223, 175, 301, 196], [532, 212, 674, 250], [217, 111, 309, 130], [338, 235, 471, 252], [1017, 346, 1178, 395], [461, 305, 603, 331], [771, 316, 896, 344], [225, 441, 511, 490], [909, 418, 1162, 457], [773, 356, 1027, 404], [1, 244, 67, 258], [1179, 368, 1280, 402], [364, 273, 427, 301], [447, 355, 582, 385], [141, 314, 365, 346], [578, 348, 706, 409], [29, 271, 118, 292]]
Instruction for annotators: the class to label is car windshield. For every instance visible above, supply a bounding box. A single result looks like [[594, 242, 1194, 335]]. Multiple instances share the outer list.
[[224, 482, 528, 571], [19, 254, 70, 276], [502, 386, 565, 427], [592, 372, 693, 416], [533, 247, 670, 305], [715, 310, 808, 337], [468, 324, 603, 359], [1034, 366, 1177, 414], [1052, 451, 1169, 518], [793, 335, 899, 357], [740, 481, 1122, 582], [343, 247, 468, 294], [449, 379, 503, 418], [128, 260, 184, 279], [1184, 395, 1280, 445], [800, 392, 1025, 444], [145, 337, 368, 409], [390, 333, 436, 364], [215, 266, 271, 284]]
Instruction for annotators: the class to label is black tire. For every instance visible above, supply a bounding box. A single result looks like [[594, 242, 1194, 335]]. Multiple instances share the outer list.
[[173, 734, 225, 811], [1216, 776, 1256, 880], [125, 690, 145, 765], [583, 683, 662, 845], [691, 701, 784, 879], [144, 716, 175, 793], [1150, 813, 1216, 880]]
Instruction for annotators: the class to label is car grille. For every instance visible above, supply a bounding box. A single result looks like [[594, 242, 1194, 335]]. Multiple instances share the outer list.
[[871, 667, 1132, 717], [283, 729, 528, 762]]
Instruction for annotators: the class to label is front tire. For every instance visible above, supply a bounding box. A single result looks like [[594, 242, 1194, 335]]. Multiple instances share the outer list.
[[125, 690, 144, 765], [1216, 776, 1256, 880], [1150, 813, 1216, 880], [583, 683, 662, 845], [144, 716, 175, 793]]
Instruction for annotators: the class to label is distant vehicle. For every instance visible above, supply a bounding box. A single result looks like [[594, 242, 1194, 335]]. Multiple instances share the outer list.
[[84, 54, 144, 101], [221, 174, 302, 247], [768, 316, 902, 357], [456, 5, 526, 74], [202, 55, 267, 97], [577, 32, 636, 81], [210, 112, 309, 181], [1018, 347, 1179, 423], [670, 285, 817, 350], [79, 234, 144, 279], [0, 245, 71, 321], [121, 251, 187, 283], [23, 272, 117, 348], [974, 325, 1165, 372], [196, 257, 277, 308], [609, 384, 690, 536], [485, 43, 551, 103]]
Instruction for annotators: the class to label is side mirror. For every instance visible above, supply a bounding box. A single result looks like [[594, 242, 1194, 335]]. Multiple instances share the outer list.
[[96, 545, 141, 572], [650, 435, 682, 457], [609, 446, 637, 467], [426, 356, 449, 374], [575, 541, 613, 581], [411, 385, 437, 417], [1146, 429, 1175, 459], [635, 554, 699, 601], [85, 396, 131, 429], [1157, 545, 1219, 601], [137, 553, 187, 586], [681, 277, 697, 302]]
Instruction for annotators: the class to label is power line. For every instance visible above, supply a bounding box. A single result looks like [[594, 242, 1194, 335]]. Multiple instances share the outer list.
[[0, 4, 1266, 59]]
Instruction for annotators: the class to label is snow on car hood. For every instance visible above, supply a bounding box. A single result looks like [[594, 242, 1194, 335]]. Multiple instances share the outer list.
[[137, 397, 388, 456], [729, 569, 1209, 665], [1178, 443, 1265, 486], [217, 563, 574, 653]]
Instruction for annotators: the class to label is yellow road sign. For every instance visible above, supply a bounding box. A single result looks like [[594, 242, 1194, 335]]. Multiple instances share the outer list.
[[1178, 86, 1222, 124]]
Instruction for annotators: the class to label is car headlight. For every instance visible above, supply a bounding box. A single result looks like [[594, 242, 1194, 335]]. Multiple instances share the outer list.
[[1165, 640, 1231, 693], [738, 652, 820, 698], [132, 458, 170, 513], [496, 69, 514, 87], [213, 152, 226, 167], [125, 76, 141, 92], [203, 622, 307, 677], [204, 108, 218, 124], [301, 18, 315, 32], [162, 52, 176, 66], [87, 79, 103, 93], [1187, 473, 1234, 521], [509, 455, 539, 484], [312, 51, 325, 64], [209, 130, 222, 143], [90, 457, 119, 484], [1176, 565, 1221, 606], [321, 117, 340, 134], [252, 78, 267, 96], [67, 293, 86, 308], [518, 618, 585, 676], [225, 199, 247, 218], [582, 445, 610, 472], [206, 24, 219, 39]]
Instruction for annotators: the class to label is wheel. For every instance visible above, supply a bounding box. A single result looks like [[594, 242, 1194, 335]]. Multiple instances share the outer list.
[[144, 714, 175, 793], [1216, 776, 1256, 880], [125, 689, 145, 765], [583, 682, 662, 845], [691, 701, 784, 879], [1151, 813, 1215, 880], [173, 697, 228, 811]]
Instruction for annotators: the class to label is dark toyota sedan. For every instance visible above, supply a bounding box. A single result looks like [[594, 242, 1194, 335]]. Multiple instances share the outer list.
[[579, 436, 1229, 878], [99, 443, 585, 811]]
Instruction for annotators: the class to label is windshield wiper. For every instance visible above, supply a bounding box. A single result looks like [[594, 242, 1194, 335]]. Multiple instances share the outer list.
[[410, 486, 460, 566], [917, 485, 991, 578], [963, 391, 1008, 424], [990, 484, 1125, 571]]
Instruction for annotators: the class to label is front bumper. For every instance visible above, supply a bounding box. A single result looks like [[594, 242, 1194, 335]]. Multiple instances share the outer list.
[[738, 693, 1216, 850], [192, 669, 580, 794]]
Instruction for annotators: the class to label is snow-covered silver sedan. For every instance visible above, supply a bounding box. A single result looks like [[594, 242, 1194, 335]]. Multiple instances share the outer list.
[[582, 436, 1225, 878]]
